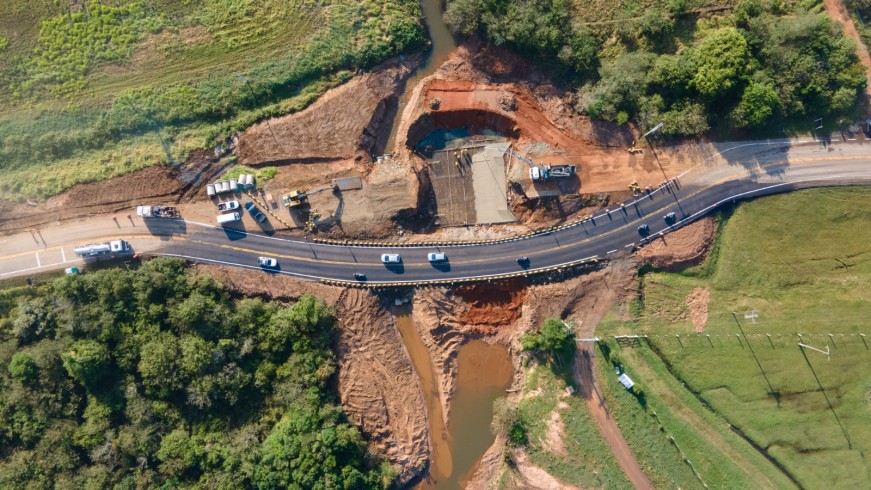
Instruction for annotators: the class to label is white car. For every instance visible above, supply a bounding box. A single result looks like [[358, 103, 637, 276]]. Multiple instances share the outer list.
[[258, 256, 278, 268], [217, 200, 239, 211], [381, 254, 401, 264], [427, 252, 447, 262]]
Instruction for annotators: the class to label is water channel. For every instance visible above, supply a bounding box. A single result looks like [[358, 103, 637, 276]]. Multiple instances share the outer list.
[[377, 0, 458, 155], [396, 314, 513, 489]]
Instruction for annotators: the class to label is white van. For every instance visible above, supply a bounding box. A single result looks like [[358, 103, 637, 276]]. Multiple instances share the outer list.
[[217, 212, 241, 224]]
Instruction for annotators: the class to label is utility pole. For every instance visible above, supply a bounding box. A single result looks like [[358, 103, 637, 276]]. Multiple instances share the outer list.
[[731, 312, 777, 398], [234, 73, 283, 151], [642, 122, 669, 182]]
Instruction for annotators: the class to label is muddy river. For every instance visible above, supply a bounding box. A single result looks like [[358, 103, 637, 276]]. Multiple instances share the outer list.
[[378, 0, 457, 154], [396, 314, 513, 489]]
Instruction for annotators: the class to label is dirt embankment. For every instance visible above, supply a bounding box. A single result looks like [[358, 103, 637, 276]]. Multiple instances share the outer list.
[[236, 60, 416, 166], [0, 150, 224, 234], [236, 58, 422, 237], [193, 266, 428, 486], [635, 216, 716, 270]]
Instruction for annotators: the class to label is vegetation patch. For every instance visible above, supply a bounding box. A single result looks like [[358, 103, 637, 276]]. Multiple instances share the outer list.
[[223, 164, 278, 183], [514, 363, 630, 488], [0, 0, 424, 202], [445, 0, 865, 136], [0, 258, 394, 488], [600, 187, 871, 488]]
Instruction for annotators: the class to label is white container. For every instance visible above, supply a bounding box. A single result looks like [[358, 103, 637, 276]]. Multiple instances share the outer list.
[[207, 184, 216, 196], [229, 178, 238, 191], [221, 181, 230, 193]]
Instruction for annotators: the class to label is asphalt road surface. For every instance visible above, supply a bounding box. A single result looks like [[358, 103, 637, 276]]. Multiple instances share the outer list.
[[3, 138, 871, 284]]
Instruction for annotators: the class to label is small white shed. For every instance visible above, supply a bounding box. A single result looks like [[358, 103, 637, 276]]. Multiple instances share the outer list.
[[618, 373, 635, 390]]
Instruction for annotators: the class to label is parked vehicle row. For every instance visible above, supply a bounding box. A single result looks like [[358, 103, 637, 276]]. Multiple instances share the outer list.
[[215, 200, 268, 225]]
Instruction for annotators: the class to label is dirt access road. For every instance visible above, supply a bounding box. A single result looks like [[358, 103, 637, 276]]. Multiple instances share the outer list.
[[824, 0, 871, 99], [574, 346, 654, 490]]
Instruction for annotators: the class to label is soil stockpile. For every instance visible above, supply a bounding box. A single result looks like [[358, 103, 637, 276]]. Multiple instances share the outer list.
[[236, 62, 415, 166]]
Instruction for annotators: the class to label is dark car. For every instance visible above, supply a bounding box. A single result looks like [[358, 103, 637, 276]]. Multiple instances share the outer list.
[[245, 201, 267, 223], [516, 256, 530, 268], [664, 212, 677, 224], [354, 272, 366, 281], [637, 224, 650, 236]]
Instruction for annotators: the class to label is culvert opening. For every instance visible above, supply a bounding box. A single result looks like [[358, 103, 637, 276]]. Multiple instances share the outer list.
[[406, 109, 520, 155]]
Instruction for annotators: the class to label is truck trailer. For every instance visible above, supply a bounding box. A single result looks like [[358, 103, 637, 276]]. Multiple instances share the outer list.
[[73, 240, 132, 262], [136, 205, 179, 218]]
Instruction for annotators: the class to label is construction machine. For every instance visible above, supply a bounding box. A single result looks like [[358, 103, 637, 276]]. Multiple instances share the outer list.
[[281, 184, 338, 209]]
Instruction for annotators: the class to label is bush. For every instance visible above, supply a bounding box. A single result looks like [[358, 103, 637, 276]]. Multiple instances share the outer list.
[[8, 352, 39, 384]]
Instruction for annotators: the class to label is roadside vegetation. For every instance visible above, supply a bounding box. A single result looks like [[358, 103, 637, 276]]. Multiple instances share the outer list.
[[0, 258, 394, 488], [445, 0, 866, 136], [490, 317, 630, 487], [0, 0, 424, 201], [846, 0, 871, 47], [597, 187, 871, 488], [506, 363, 631, 488]]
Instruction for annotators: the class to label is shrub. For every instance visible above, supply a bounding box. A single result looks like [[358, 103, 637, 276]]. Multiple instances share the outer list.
[[8, 352, 39, 384]]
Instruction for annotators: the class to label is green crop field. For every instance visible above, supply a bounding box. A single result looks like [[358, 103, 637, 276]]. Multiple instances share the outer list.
[[0, 0, 424, 201], [598, 187, 871, 488]]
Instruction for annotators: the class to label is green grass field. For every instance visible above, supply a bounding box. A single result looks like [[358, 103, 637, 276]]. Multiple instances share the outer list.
[[0, 0, 423, 201], [598, 187, 871, 488]]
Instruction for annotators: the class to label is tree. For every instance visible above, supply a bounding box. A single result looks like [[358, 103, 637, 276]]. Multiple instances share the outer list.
[[558, 27, 598, 73], [61, 340, 110, 390], [662, 102, 709, 135], [138, 333, 183, 398], [444, 0, 484, 36], [690, 27, 750, 98], [253, 401, 373, 489], [522, 317, 574, 357], [732, 80, 779, 127], [9, 352, 39, 385], [491, 398, 527, 446]]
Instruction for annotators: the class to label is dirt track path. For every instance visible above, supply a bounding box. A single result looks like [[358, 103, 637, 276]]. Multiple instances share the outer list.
[[824, 0, 871, 98], [573, 346, 654, 490]]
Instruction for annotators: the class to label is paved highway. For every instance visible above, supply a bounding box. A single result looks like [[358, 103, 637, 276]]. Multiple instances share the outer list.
[[2, 138, 871, 284]]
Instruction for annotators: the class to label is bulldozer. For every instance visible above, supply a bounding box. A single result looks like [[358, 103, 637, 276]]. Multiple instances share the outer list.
[[627, 141, 643, 154]]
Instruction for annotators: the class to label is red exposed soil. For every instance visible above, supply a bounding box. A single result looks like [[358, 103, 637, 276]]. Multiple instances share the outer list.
[[454, 280, 527, 332]]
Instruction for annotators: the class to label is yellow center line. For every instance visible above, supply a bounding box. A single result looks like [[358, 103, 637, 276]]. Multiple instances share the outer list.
[[3, 153, 869, 269], [0, 233, 178, 261], [206, 153, 870, 267]]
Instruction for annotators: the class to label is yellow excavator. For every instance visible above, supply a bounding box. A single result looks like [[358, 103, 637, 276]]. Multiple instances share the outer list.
[[627, 141, 643, 154]]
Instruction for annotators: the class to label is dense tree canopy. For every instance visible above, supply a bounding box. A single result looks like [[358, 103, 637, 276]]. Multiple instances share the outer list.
[[0, 259, 392, 489], [445, 0, 866, 135]]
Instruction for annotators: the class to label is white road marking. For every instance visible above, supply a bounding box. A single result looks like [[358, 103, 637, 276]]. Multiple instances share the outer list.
[[61, 248, 66, 263], [607, 249, 617, 254], [35, 252, 40, 267]]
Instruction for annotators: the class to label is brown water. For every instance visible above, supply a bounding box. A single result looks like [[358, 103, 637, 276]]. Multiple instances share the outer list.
[[378, 0, 458, 155], [396, 314, 513, 489]]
